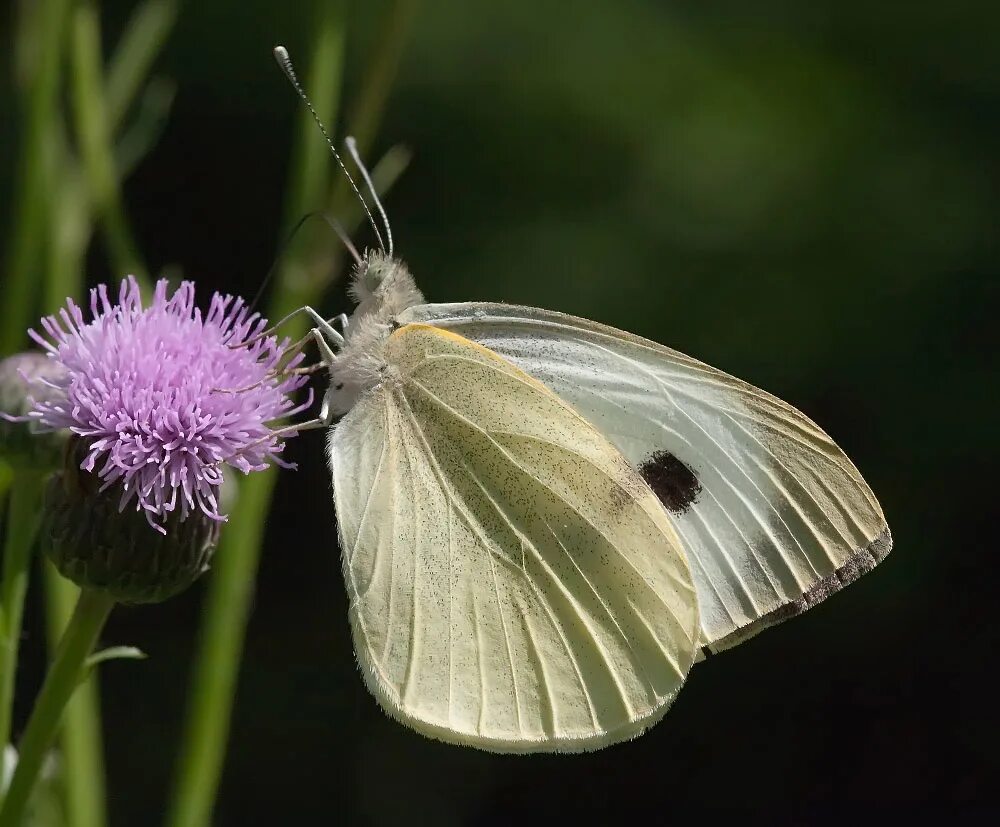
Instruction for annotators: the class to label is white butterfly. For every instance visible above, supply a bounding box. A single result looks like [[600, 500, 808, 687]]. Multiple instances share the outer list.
[[273, 47, 892, 754]]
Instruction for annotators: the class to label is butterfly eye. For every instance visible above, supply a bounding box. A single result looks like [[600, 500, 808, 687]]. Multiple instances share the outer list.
[[364, 263, 386, 293]]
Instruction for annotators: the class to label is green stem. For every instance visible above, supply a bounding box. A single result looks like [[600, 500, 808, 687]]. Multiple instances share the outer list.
[[44, 147, 91, 316], [43, 566, 107, 827], [0, 476, 45, 759], [342, 0, 418, 162], [106, 0, 178, 127], [70, 0, 146, 280], [0, 588, 115, 827], [1, 0, 74, 356], [163, 471, 278, 827], [0, 467, 12, 506], [47, 0, 172, 310]]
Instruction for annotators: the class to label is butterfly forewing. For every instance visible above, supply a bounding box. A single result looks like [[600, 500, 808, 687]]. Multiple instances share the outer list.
[[401, 303, 891, 654], [329, 324, 699, 752]]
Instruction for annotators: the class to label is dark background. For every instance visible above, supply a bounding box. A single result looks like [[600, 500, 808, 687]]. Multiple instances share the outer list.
[[3, 0, 997, 822]]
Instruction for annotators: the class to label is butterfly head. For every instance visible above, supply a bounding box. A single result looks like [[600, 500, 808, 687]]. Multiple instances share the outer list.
[[348, 250, 424, 320]]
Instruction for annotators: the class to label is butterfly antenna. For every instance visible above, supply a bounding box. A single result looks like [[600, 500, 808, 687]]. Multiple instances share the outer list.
[[273, 45, 386, 255], [319, 214, 363, 265], [249, 210, 312, 311], [248, 211, 364, 312], [345, 136, 393, 258]]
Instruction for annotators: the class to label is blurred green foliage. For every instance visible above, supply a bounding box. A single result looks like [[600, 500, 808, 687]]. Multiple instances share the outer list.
[[1, 0, 996, 823]]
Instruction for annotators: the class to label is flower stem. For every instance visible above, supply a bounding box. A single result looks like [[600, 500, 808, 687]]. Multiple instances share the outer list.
[[342, 0, 417, 166], [42, 565, 107, 827], [164, 471, 278, 827], [105, 0, 178, 128], [0, 475, 45, 759], [1, 0, 74, 356], [0, 588, 114, 826], [70, 0, 146, 281]]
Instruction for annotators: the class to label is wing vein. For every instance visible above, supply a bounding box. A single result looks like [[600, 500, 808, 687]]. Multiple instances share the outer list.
[[347, 436, 390, 601], [450, 459, 600, 730], [397, 403, 422, 705], [723, 411, 849, 565], [396, 386, 524, 738]]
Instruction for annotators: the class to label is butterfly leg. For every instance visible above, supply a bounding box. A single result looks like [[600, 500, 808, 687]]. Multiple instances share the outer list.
[[235, 306, 345, 350], [301, 307, 344, 349], [268, 311, 347, 375], [258, 384, 337, 445], [258, 330, 339, 436], [233, 329, 338, 430], [226, 334, 341, 463], [309, 326, 338, 371]]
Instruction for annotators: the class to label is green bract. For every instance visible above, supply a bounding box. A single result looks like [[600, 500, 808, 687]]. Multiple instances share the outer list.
[[41, 440, 221, 604]]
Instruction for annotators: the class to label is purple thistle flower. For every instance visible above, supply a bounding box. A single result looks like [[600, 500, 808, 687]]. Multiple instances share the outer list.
[[22, 277, 311, 533]]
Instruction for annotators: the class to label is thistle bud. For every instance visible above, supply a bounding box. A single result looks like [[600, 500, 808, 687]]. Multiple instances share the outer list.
[[40, 439, 220, 603], [0, 352, 69, 473]]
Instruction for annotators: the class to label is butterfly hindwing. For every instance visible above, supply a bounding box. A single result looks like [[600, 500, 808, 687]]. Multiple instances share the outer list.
[[328, 323, 699, 752], [401, 303, 891, 654]]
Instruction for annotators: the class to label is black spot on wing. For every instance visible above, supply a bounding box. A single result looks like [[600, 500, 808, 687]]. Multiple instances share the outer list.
[[639, 451, 702, 515]]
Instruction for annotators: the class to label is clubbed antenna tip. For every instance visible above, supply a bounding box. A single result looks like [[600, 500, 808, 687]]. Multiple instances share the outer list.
[[273, 46, 293, 80], [271, 44, 387, 257]]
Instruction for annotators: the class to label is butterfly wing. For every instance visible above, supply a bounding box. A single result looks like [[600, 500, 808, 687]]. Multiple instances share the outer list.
[[400, 303, 891, 654], [328, 324, 699, 752]]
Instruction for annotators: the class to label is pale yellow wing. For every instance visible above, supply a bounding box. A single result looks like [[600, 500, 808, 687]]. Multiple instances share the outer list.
[[328, 324, 699, 752]]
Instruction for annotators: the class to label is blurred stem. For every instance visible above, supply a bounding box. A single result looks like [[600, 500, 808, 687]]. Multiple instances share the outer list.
[[42, 565, 107, 827], [70, 0, 146, 280], [0, 466, 12, 506], [343, 0, 417, 165], [0, 475, 45, 762], [115, 78, 177, 179], [164, 471, 278, 827], [106, 0, 178, 127], [50, 30, 176, 308], [1, 0, 73, 356], [44, 140, 91, 316], [0, 588, 115, 827], [167, 3, 414, 825]]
